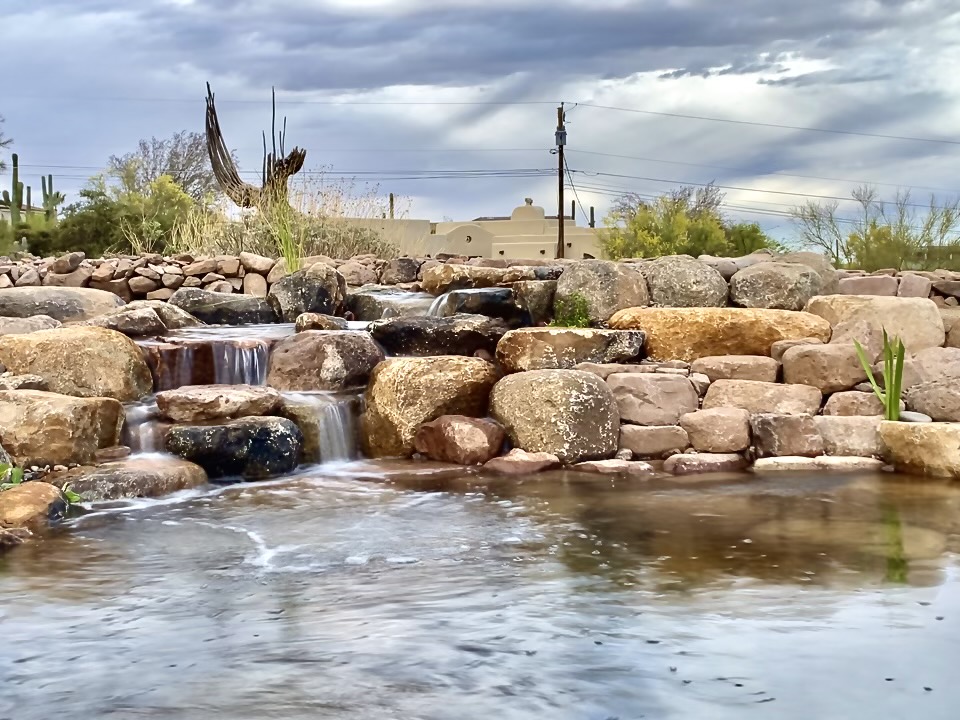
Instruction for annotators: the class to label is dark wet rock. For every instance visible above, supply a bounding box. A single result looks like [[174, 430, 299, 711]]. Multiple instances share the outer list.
[[0, 286, 125, 322], [0, 482, 67, 531], [490, 369, 619, 463], [438, 287, 527, 326], [555, 259, 649, 324], [346, 285, 434, 320], [295, 313, 349, 331], [165, 417, 304, 480], [0, 526, 30, 550], [48, 457, 208, 501], [369, 314, 509, 356], [496, 328, 645, 372], [169, 288, 278, 325], [267, 264, 346, 322], [381, 257, 422, 285], [267, 331, 385, 391], [413, 416, 505, 466], [511, 280, 557, 325]]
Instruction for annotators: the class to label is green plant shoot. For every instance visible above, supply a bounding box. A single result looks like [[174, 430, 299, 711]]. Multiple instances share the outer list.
[[853, 328, 905, 421]]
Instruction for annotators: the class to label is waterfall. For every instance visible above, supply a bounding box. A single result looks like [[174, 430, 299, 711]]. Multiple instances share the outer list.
[[280, 392, 359, 464], [123, 399, 165, 453], [213, 339, 269, 385], [427, 292, 452, 317]]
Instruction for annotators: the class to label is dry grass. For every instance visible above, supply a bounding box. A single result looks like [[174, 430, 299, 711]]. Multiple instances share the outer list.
[[170, 174, 406, 262]]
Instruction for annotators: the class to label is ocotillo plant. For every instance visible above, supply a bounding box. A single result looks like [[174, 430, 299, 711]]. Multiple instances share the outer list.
[[41, 174, 64, 222], [1, 153, 23, 226]]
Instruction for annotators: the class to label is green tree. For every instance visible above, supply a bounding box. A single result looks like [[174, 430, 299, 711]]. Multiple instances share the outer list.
[[725, 221, 784, 255]]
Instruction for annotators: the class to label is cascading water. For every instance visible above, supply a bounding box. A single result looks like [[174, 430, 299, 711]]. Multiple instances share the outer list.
[[122, 399, 166, 453], [280, 391, 360, 464], [427, 292, 452, 317], [212, 340, 268, 385]]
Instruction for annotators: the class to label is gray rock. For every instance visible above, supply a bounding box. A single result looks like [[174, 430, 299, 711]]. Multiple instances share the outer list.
[[639, 255, 728, 307], [267, 330, 385, 391], [169, 288, 278, 325], [380, 257, 422, 285], [0, 286, 125, 322], [369, 314, 509, 357], [904, 379, 960, 422], [511, 280, 557, 325], [0, 315, 62, 335], [778, 251, 840, 294], [751, 414, 825, 458], [729, 261, 822, 311], [346, 285, 435, 321], [267, 264, 347, 322], [554, 259, 649, 324], [607, 373, 699, 426]]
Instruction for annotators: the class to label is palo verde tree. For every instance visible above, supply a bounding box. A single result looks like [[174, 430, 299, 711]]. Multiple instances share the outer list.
[[791, 185, 960, 271]]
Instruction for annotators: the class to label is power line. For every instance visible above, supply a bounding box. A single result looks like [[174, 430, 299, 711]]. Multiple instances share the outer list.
[[4, 94, 558, 107], [563, 157, 589, 224], [572, 102, 960, 146]]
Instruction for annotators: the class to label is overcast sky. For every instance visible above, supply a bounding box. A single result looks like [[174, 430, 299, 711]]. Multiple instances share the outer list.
[[2, 0, 960, 241]]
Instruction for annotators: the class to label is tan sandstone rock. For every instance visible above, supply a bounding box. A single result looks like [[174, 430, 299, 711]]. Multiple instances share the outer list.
[[607, 373, 699, 426], [679, 408, 751, 453], [702, 380, 822, 416], [689, 355, 780, 383], [0, 482, 67, 531], [495, 328, 645, 372], [879, 422, 960, 478], [804, 295, 944, 351], [414, 416, 505, 466], [156, 384, 282, 422]]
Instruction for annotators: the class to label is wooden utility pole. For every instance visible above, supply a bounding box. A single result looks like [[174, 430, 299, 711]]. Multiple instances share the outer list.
[[555, 104, 567, 259]]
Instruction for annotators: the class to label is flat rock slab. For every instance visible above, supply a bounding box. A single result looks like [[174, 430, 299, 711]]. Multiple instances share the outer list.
[[662, 453, 748, 475], [483, 449, 561, 475], [49, 457, 208, 501], [369, 314, 509, 357], [702, 379, 822, 416], [0, 287, 125, 322], [496, 328, 645, 372], [608, 307, 831, 362], [156, 384, 282, 422], [752, 456, 885, 472]]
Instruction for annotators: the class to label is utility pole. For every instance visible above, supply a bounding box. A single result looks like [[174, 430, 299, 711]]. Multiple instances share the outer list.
[[555, 104, 567, 259]]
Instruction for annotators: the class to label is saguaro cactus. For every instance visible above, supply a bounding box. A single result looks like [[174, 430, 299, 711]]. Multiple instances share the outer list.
[[41, 174, 64, 222], [1, 153, 23, 226]]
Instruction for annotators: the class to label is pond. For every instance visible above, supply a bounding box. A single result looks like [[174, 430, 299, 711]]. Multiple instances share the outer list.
[[1, 464, 957, 719]]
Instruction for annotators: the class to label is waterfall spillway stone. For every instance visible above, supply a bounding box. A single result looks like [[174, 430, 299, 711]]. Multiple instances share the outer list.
[[279, 392, 360, 463]]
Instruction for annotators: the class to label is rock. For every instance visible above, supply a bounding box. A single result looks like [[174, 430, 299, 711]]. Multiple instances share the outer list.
[[879, 421, 960, 478], [934, 280, 960, 299], [421, 264, 550, 294], [483, 449, 561, 475], [829, 318, 884, 359], [0, 327, 152, 401], [14, 268, 40, 287], [438, 288, 527, 325], [663, 453, 748, 475], [490, 369, 619, 463], [899, 411, 933, 423], [49, 457, 208, 502], [0, 527, 30, 549], [337, 260, 378, 286], [619, 425, 689, 457], [361, 357, 499, 458], [294, 313, 349, 331], [608, 307, 833, 362], [0, 315, 62, 335], [893, 347, 960, 391], [778, 251, 840, 294], [156, 384, 282, 422], [839, 275, 899, 296], [639, 256, 728, 307], [0, 482, 67, 531], [242, 273, 269, 297], [512, 280, 557, 325], [0, 374, 48, 391], [554, 260, 649, 324], [804, 295, 944, 351], [770, 337, 824, 362], [239, 252, 275, 275], [78, 306, 167, 336], [572, 459, 656, 477], [267, 331, 385, 392], [751, 414, 824, 458], [184, 258, 217, 276], [898, 273, 933, 298], [346, 285, 435, 320], [702, 380, 822, 416], [753, 456, 885, 473], [495, 328, 645, 372], [413, 416, 505, 465], [267, 264, 348, 322], [128, 276, 160, 294], [165, 417, 303, 480], [50, 252, 84, 274], [679, 408, 751, 453], [42, 267, 94, 288], [90, 278, 133, 301], [904, 379, 960, 421], [607, 373, 699, 426], [123, 300, 203, 329], [0, 286, 125, 322], [169, 288, 278, 325], [822, 391, 886, 416], [814, 416, 882, 457], [369, 314, 508, 357], [0, 391, 122, 466], [689, 372, 711, 396], [689, 355, 779, 383], [780, 344, 867, 394], [573, 363, 659, 379], [729, 262, 822, 310], [381, 257, 421, 285]]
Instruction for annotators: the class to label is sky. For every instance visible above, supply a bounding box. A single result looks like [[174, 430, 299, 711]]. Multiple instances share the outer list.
[[2, 0, 960, 242]]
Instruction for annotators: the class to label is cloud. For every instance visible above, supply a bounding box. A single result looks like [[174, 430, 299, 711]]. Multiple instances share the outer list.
[[2, 0, 960, 237]]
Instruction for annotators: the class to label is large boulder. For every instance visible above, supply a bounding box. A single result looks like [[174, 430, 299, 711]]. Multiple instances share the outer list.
[[49, 457, 208, 502], [702, 380, 822, 415], [361, 357, 500, 458], [169, 288, 278, 325], [554, 260, 649, 324], [879, 422, 960, 478], [804, 295, 944, 351], [156, 384, 282, 422], [115, 300, 203, 329], [904, 379, 960, 422], [490, 369, 619, 463], [0, 482, 67, 532], [728, 262, 822, 311], [778, 251, 840, 294], [0, 316, 62, 335], [267, 264, 346, 322], [0, 327, 152, 401], [512, 280, 557, 325], [0, 286, 125, 322], [346, 285, 435, 321], [413, 416, 505, 465], [267, 331, 385, 391], [606, 373, 699, 426], [0, 390, 122, 466], [608, 307, 832, 362], [165, 417, 303, 480], [495, 328, 645, 372], [638, 256, 728, 307], [368, 314, 508, 357]]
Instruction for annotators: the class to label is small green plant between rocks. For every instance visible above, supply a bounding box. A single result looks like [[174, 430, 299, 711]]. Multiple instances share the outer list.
[[0, 463, 81, 504], [854, 329, 905, 421], [551, 293, 591, 328]]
